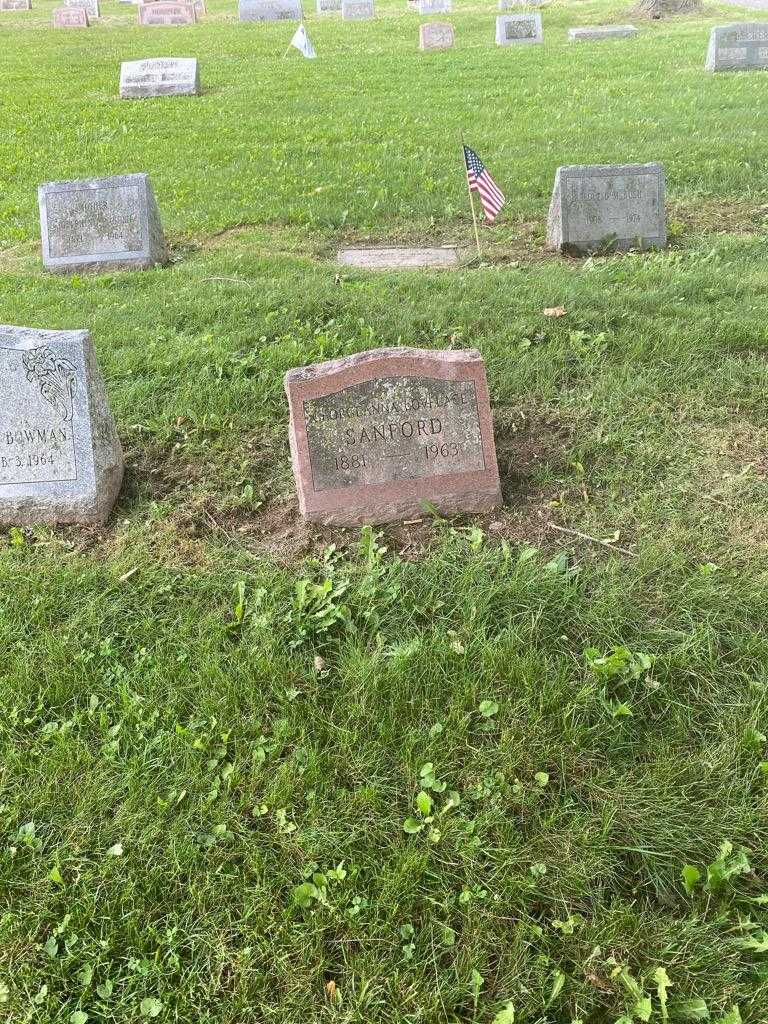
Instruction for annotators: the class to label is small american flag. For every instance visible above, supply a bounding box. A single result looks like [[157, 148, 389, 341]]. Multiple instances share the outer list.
[[463, 145, 505, 224]]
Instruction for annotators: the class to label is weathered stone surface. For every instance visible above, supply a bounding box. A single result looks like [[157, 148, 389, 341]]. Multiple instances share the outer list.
[[498, 0, 544, 7], [338, 247, 458, 269], [53, 5, 88, 25], [65, 0, 98, 17], [342, 0, 373, 17], [317, 0, 341, 12], [138, 1, 196, 23], [120, 57, 200, 98], [38, 173, 168, 275], [495, 13, 543, 45], [547, 162, 666, 255], [569, 25, 638, 41], [238, 0, 300, 19], [706, 23, 768, 71], [419, 20, 454, 48], [0, 0, 32, 11], [418, 0, 450, 13], [0, 326, 123, 526], [285, 348, 502, 526]]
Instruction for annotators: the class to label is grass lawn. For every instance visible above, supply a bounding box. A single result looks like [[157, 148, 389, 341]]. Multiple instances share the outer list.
[[2, 0, 768, 1021]]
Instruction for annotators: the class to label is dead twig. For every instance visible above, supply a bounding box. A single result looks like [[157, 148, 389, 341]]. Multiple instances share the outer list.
[[548, 522, 637, 557], [199, 276, 253, 287]]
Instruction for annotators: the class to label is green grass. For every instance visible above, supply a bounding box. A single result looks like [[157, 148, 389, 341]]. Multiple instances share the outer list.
[[2, 0, 768, 1021]]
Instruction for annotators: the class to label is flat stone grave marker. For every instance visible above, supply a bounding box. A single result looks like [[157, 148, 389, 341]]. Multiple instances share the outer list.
[[419, 21, 454, 49], [317, 0, 342, 12], [138, 1, 196, 23], [547, 162, 666, 255], [65, 0, 99, 17], [238, 0, 300, 19], [38, 173, 168, 275], [496, 13, 543, 45], [0, 326, 123, 526], [120, 57, 200, 97], [1, 0, 32, 11], [499, 0, 544, 6], [342, 0, 374, 18], [285, 348, 502, 526], [338, 247, 458, 270], [418, 0, 450, 13], [569, 25, 637, 41], [706, 23, 768, 71], [53, 5, 89, 25]]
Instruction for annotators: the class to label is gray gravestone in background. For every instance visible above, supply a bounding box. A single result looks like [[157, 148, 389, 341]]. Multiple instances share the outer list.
[[338, 247, 458, 269], [317, 0, 342, 12], [499, 0, 543, 6], [120, 58, 200, 97], [342, 0, 374, 17], [706, 23, 768, 71], [496, 13, 543, 45], [569, 25, 638, 41], [547, 162, 666, 255], [0, 326, 123, 526], [53, 5, 88, 24], [418, 0, 450, 13], [65, 0, 99, 17], [239, 0, 300, 19], [38, 173, 168, 274], [0, 0, 32, 10]]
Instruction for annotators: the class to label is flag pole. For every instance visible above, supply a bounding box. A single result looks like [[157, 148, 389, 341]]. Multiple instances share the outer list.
[[460, 134, 482, 260]]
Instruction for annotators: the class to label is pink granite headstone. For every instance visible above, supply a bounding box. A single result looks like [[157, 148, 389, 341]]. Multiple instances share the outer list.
[[138, 1, 196, 24], [53, 5, 89, 25], [0, 0, 32, 10], [285, 347, 502, 526], [419, 21, 454, 49]]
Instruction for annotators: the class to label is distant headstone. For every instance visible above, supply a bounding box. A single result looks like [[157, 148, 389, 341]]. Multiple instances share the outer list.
[[0, 326, 123, 526], [285, 348, 502, 525], [120, 58, 200, 97], [0, 0, 32, 11], [547, 162, 666, 255], [317, 0, 341, 12], [238, 0, 300, 19], [419, 20, 454, 49], [418, 0, 450, 13], [338, 247, 458, 269], [706, 23, 768, 71], [342, 0, 373, 18], [65, 0, 98, 17], [38, 174, 168, 275], [499, 0, 543, 6], [495, 13, 542, 45], [569, 25, 638, 41], [53, 5, 88, 25], [138, 1, 196, 23]]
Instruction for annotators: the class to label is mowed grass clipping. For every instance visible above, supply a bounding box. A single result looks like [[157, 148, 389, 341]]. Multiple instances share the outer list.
[[1, 0, 768, 1021]]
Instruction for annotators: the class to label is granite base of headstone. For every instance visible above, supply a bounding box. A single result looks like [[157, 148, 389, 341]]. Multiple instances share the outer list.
[[238, 0, 300, 19], [496, 13, 543, 45], [706, 23, 768, 71], [0, 326, 123, 526], [53, 5, 89, 25], [65, 0, 98, 17], [547, 162, 666, 256], [120, 58, 200, 97], [419, 21, 454, 49], [0, 0, 32, 11], [138, 1, 196, 23], [569, 25, 638, 42], [285, 348, 502, 526], [38, 173, 168, 275], [342, 0, 373, 17], [338, 247, 458, 270]]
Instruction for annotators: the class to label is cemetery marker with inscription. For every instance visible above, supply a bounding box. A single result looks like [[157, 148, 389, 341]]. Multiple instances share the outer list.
[[706, 23, 768, 72], [568, 25, 638, 42], [0, 0, 32, 11], [38, 173, 168, 275], [285, 348, 502, 526], [0, 326, 123, 526], [419, 21, 454, 50], [239, 0, 301, 20], [316, 0, 342, 12], [138, 1, 196, 24], [120, 58, 200, 98], [342, 0, 374, 18], [64, 0, 99, 17], [53, 5, 88, 25], [496, 13, 543, 45], [338, 247, 458, 270], [547, 162, 666, 255]]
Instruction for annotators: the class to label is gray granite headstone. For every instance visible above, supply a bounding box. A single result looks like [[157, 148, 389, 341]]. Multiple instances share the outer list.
[[706, 23, 768, 72], [317, 0, 341, 12], [569, 25, 638, 42], [418, 0, 450, 13], [0, 0, 32, 10], [342, 0, 374, 18], [120, 58, 200, 97], [38, 174, 168, 275], [495, 13, 543, 45], [547, 162, 666, 255], [65, 0, 99, 16], [0, 327, 123, 526], [338, 247, 458, 269], [498, 0, 543, 6], [238, 0, 300, 19]]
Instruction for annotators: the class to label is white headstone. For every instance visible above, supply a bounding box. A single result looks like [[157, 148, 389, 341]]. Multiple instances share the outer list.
[[238, 0, 300, 19], [342, 0, 373, 18], [418, 0, 450, 13], [120, 58, 200, 98], [495, 13, 542, 45], [316, 0, 342, 11]]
